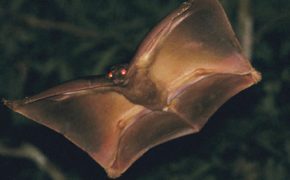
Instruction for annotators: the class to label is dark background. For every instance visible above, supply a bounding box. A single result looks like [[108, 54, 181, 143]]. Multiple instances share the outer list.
[[0, 0, 289, 179]]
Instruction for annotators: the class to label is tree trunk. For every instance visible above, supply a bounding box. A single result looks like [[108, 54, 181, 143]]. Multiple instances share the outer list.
[[238, 0, 253, 59]]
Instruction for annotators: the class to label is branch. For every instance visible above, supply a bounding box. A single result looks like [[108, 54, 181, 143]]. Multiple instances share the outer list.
[[0, 143, 66, 180], [0, 7, 99, 39], [20, 14, 99, 38]]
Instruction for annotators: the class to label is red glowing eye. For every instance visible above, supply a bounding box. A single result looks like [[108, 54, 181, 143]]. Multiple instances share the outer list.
[[108, 72, 113, 78], [121, 69, 127, 76]]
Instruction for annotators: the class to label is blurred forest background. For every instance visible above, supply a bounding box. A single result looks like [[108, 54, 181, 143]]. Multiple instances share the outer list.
[[0, 0, 289, 179]]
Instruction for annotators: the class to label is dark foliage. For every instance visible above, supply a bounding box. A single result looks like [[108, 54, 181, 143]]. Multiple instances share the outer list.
[[0, 0, 289, 179]]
